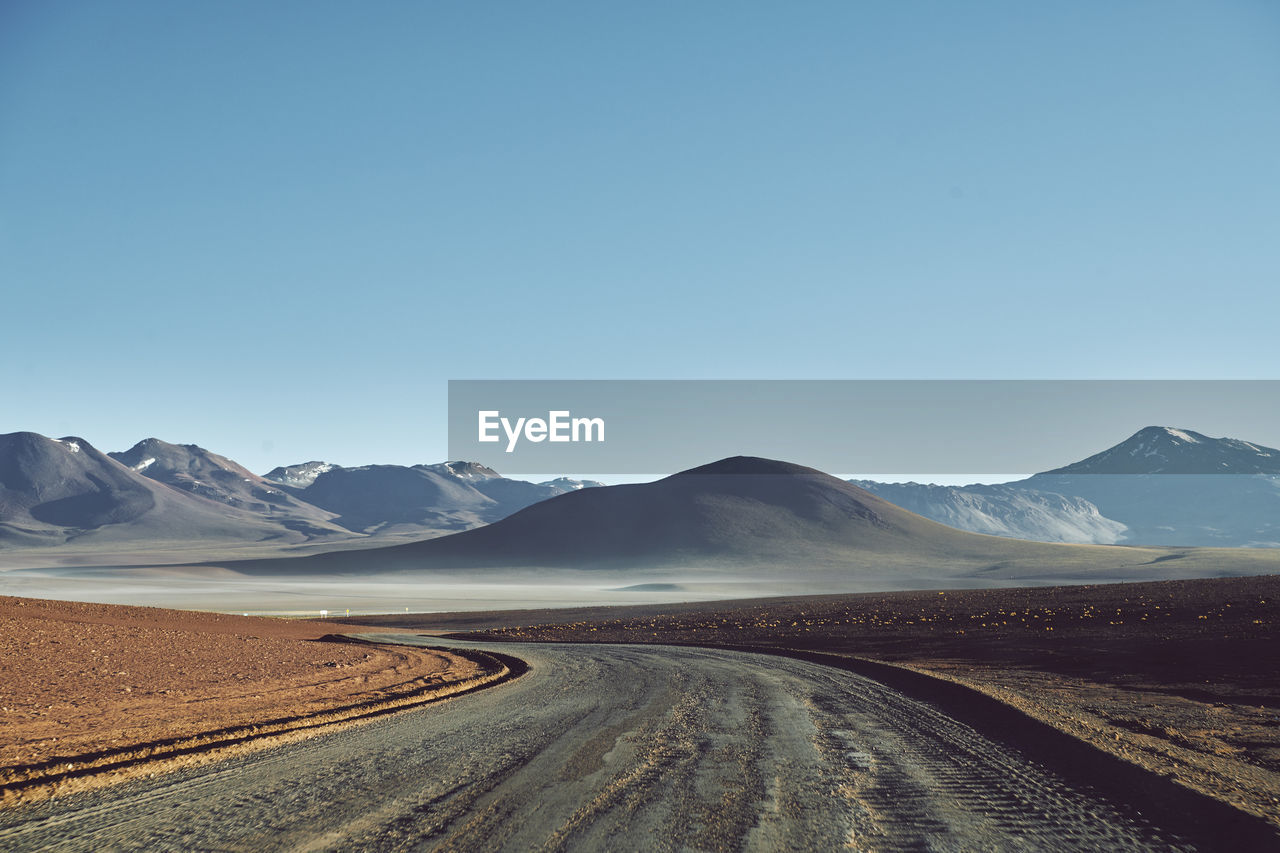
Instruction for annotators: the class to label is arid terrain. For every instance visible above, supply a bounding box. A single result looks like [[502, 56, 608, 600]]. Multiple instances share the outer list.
[[351, 574, 1280, 833], [3, 577, 1278, 850], [3, 633, 1250, 851], [0, 597, 508, 806]]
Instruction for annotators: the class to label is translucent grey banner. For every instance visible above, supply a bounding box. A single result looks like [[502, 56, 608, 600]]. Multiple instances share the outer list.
[[447, 380, 1280, 475]]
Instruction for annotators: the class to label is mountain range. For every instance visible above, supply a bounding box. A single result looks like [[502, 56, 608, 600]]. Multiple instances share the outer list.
[[855, 427, 1280, 547], [250, 455, 1280, 588], [0, 433, 314, 548], [4, 425, 1279, 562], [0, 432, 601, 550]]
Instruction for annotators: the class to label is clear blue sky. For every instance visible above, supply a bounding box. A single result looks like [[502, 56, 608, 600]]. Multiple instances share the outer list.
[[3, 1, 1278, 474]]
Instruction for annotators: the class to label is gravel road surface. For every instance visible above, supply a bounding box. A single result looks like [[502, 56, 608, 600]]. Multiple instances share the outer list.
[[0, 635, 1204, 851]]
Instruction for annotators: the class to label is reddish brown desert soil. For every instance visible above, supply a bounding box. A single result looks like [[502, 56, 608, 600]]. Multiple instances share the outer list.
[[351, 574, 1280, 831], [0, 596, 493, 805]]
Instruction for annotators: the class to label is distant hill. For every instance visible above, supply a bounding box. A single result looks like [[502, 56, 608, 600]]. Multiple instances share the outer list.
[[1, 431, 602, 551], [278, 461, 603, 535], [269, 456, 1280, 585], [856, 427, 1280, 548], [262, 461, 336, 489], [538, 476, 607, 492], [0, 433, 155, 541], [1022, 427, 1280, 547], [393, 455, 907, 566], [1040, 426, 1280, 475], [110, 438, 344, 537], [0, 432, 321, 547], [295, 464, 503, 534], [416, 461, 502, 482]]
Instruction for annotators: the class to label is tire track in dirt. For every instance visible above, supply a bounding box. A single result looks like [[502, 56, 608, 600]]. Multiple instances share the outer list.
[[0, 636, 1240, 851]]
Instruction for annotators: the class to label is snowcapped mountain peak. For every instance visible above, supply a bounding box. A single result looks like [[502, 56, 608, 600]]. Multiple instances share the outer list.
[[538, 477, 607, 492], [262, 461, 336, 488], [418, 461, 503, 481], [1043, 426, 1280, 475], [1161, 427, 1201, 444]]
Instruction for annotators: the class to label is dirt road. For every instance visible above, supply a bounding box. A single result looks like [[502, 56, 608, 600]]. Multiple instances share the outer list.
[[0, 635, 1216, 851]]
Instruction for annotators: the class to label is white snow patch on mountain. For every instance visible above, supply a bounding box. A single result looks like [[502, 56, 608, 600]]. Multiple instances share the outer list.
[[851, 480, 1129, 544], [263, 461, 336, 488]]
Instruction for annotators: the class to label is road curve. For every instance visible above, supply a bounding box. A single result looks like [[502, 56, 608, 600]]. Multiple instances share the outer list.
[[0, 634, 1202, 851]]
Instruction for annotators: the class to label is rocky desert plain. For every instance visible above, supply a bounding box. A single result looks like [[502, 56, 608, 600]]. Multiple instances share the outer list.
[[0, 597, 514, 807]]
